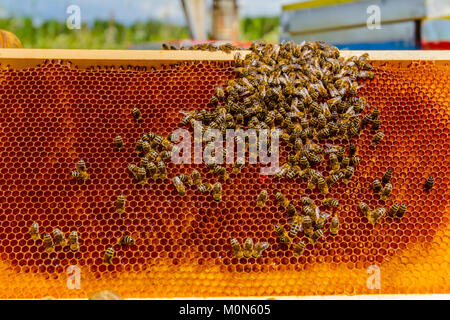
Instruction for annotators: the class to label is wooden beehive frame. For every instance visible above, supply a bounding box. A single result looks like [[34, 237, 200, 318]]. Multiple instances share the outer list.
[[0, 49, 448, 69]]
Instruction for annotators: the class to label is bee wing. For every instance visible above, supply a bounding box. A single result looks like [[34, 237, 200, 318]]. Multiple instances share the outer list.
[[321, 212, 332, 220], [256, 242, 270, 251], [345, 106, 355, 116], [315, 207, 321, 220]]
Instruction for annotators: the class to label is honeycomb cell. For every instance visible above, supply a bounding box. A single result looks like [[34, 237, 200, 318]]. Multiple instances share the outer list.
[[0, 58, 448, 298]]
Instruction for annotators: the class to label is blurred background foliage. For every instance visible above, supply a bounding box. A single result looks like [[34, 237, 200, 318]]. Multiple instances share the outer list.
[[0, 16, 278, 48]]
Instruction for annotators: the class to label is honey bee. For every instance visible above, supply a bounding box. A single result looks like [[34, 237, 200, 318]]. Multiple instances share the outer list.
[[336, 146, 344, 161], [161, 138, 174, 152], [256, 190, 268, 207], [287, 203, 297, 217], [326, 171, 343, 188], [157, 161, 167, 179], [76, 159, 86, 173], [178, 174, 192, 186], [252, 242, 269, 258], [157, 151, 172, 162], [172, 176, 186, 196], [424, 176, 434, 190], [373, 179, 382, 193], [303, 204, 315, 218], [371, 118, 380, 131], [329, 153, 340, 172], [372, 131, 384, 146], [275, 192, 290, 208], [382, 169, 392, 184], [301, 197, 316, 209], [135, 139, 144, 153], [348, 142, 357, 156], [232, 158, 244, 174], [286, 167, 297, 180], [361, 114, 372, 130], [275, 225, 291, 245], [198, 182, 213, 193], [212, 182, 222, 202], [318, 176, 328, 194], [275, 163, 290, 178], [289, 220, 302, 237], [230, 238, 243, 258], [152, 135, 163, 148], [329, 216, 339, 236], [350, 156, 360, 166], [302, 216, 314, 237], [30, 222, 40, 240], [131, 107, 141, 120], [53, 228, 67, 247], [146, 149, 159, 162], [293, 241, 306, 256], [136, 167, 146, 183], [191, 169, 202, 186], [128, 164, 139, 179], [103, 246, 114, 265], [323, 198, 339, 208], [315, 212, 329, 229], [43, 233, 54, 253], [310, 229, 324, 244], [139, 156, 148, 169], [243, 238, 254, 258], [369, 208, 386, 224], [359, 202, 371, 218], [69, 231, 79, 252], [307, 170, 320, 190], [119, 235, 134, 246], [116, 194, 125, 213], [70, 170, 82, 180], [388, 203, 399, 217], [180, 111, 195, 126], [214, 165, 229, 181], [380, 183, 392, 200], [342, 166, 354, 183], [114, 135, 123, 148], [396, 203, 407, 218], [341, 156, 350, 168], [148, 162, 157, 178]]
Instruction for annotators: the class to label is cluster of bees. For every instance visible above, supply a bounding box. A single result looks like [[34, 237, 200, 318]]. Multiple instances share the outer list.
[[175, 41, 379, 257], [359, 170, 435, 224], [56, 40, 436, 265], [162, 42, 241, 54], [29, 220, 134, 265], [119, 121, 225, 201], [230, 238, 270, 259], [179, 41, 382, 193], [126, 131, 173, 182], [29, 222, 80, 253], [253, 190, 339, 257]]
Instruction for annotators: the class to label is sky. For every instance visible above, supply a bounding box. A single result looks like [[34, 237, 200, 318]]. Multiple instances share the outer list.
[[0, 0, 301, 25]]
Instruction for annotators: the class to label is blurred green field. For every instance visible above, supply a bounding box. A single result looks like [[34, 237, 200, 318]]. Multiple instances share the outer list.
[[0, 16, 279, 49]]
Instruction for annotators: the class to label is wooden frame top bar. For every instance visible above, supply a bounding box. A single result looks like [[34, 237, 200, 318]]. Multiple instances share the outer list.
[[0, 49, 448, 69]]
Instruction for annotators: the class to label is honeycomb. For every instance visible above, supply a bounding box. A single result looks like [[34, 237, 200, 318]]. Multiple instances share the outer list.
[[0, 57, 448, 299]]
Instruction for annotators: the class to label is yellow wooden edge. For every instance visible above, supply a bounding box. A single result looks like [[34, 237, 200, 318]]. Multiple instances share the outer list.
[[423, 15, 450, 21], [282, 0, 362, 12], [0, 49, 448, 69]]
